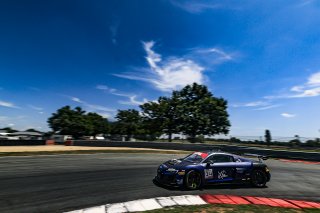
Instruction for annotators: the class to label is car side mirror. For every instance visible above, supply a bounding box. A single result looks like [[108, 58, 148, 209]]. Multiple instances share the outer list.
[[206, 160, 214, 167]]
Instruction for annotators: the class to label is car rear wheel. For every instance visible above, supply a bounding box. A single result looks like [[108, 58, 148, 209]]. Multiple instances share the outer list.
[[184, 170, 202, 190], [251, 169, 267, 187]]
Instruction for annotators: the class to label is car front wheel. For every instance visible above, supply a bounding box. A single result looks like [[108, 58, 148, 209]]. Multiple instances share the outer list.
[[184, 170, 202, 190], [251, 169, 267, 187]]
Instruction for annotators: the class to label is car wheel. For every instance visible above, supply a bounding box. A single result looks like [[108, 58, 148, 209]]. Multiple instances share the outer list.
[[184, 170, 202, 190], [251, 169, 267, 187]]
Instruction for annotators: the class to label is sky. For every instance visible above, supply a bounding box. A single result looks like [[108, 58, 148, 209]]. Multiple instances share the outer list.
[[0, 0, 320, 137]]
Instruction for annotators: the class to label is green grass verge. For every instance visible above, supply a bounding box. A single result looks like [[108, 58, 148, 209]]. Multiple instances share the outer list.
[[0, 149, 189, 157], [143, 204, 320, 213]]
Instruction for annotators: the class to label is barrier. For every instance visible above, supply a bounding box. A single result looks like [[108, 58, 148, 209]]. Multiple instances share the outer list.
[[70, 140, 320, 161], [0, 140, 46, 146]]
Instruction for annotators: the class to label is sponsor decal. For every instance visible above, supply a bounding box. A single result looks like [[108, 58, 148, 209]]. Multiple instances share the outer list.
[[204, 169, 213, 179], [218, 170, 228, 179], [193, 152, 209, 159]]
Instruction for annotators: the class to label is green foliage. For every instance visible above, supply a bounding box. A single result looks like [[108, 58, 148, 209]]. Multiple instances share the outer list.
[[176, 83, 230, 141], [25, 128, 42, 133], [47, 106, 109, 139], [86, 112, 109, 136], [0, 127, 18, 133], [140, 94, 181, 142], [141, 83, 230, 142], [265, 129, 271, 145], [113, 109, 142, 141], [305, 138, 320, 147]]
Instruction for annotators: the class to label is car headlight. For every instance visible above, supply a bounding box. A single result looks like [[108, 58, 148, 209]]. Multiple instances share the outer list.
[[178, 170, 185, 175]]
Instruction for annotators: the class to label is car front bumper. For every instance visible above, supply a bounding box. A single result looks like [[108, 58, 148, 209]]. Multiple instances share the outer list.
[[155, 169, 184, 186]]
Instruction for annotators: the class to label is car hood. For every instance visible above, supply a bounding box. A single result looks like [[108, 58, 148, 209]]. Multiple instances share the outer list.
[[161, 159, 199, 170]]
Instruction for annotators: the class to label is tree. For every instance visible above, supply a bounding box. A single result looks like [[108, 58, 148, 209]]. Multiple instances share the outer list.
[[25, 128, 42, 133], [0, 127, 18, 133], [113, 109, 142, 141], [265, 129, 271, 146], [47, 106, 109, 139], [176, 83, 230, 142], [86, 112, 109, 136], [140, 94, 181, 142]]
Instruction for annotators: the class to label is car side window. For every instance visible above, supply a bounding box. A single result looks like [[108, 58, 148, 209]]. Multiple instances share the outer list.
[[204, 154, 234, 163]]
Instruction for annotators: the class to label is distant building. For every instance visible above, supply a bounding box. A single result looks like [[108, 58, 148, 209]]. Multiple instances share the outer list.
[[10, 131, 43, 140]]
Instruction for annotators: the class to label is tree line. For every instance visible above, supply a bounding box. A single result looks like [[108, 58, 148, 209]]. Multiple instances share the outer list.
[[47, 83, 231, 142]]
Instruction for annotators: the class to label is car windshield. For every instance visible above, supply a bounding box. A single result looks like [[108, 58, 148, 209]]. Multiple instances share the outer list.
[[183, 152, 208, 163]]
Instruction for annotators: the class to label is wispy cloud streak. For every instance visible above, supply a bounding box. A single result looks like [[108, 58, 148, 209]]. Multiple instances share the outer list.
[[0, 100, 19, 109], [114, 41, 205, 91], [96, 85, 148, 106]]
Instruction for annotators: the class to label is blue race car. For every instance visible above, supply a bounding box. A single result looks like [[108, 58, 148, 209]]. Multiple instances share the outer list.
[[155, 151, 271, 190]]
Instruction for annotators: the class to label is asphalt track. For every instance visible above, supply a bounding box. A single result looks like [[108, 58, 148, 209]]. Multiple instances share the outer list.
[[0, 153, 319, 213]]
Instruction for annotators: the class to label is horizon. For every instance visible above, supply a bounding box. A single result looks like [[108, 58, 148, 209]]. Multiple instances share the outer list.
[[1, 0, 320, 137]]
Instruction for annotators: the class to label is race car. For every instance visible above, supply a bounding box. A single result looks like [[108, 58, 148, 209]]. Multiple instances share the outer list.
[[155, 151, 271, 190]]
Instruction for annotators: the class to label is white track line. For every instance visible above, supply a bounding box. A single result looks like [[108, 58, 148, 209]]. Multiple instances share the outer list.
[[65, 195, 206, 213]]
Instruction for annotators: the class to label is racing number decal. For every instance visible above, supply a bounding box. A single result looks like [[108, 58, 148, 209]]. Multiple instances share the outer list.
[[218, 170, 228, 179], [204, 169, 213, 179]]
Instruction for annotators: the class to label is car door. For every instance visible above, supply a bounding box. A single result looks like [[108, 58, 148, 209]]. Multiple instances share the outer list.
[[203, 154, 236, 183]]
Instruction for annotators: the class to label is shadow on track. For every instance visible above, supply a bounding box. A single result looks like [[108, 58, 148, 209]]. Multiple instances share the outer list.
[[152, 179, 268, 191]]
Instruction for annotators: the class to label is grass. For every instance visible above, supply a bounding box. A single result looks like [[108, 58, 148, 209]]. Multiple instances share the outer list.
[[143, 204, 320, 213], [0, 149, 189, 157]]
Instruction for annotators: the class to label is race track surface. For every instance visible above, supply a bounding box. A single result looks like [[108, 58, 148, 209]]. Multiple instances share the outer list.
[[0, 153, 319, 213]]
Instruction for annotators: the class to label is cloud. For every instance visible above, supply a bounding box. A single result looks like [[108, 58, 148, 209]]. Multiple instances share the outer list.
[[28, 105, 43, 111], [281, 113, 296, 118], [232, 101, 281, 111], [96, 85, 148, 106], [96, 85, 121, 95], [265, 71, 320, 99], [191, 47, 235, 64], [0, 100, 19, 109], [170, 0, 221, 13], [110, 20, 120, 45], [307, 72, 320, 86], [115, 41, 205, 91], [70, 96, 115, 112], [232, 101, 269, 108], [254, 104, 282, 111], [118, 95, 148, 106], [71, 97, 83, 103]]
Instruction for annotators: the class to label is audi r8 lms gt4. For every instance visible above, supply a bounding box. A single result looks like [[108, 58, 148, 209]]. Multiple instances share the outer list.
[[155, 151, 271, 190]]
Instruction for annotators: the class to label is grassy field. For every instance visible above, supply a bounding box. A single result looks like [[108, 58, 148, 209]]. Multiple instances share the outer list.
[[143, 204, 320, 213]]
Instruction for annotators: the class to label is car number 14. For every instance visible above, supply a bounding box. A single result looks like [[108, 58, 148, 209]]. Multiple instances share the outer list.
[[204, 169, 213, 179]]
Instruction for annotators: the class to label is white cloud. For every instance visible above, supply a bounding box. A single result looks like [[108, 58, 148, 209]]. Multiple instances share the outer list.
[[110, 20, 120, 45], [192, 47, 234, 64], [0, 100, 19, 109], [118, 95, 148, 106], [281, 113, 296, 118], [97, 85, 117, 94], [28, 105, 43, 111], [266, 71, 320, 99], [254, 104, 281, 111], [115, 41, 205, 91], [170, 0, 221, 13], [233, 101, 281, 111], [233, 101, 269, 108], [96, 85, 148, 106], [70, 96, 114, 112], [307, 72, 320, 86], [71, 97, 83, 103]]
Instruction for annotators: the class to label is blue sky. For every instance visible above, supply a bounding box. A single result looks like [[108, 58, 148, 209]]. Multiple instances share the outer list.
[[1, 0, 320, 137]]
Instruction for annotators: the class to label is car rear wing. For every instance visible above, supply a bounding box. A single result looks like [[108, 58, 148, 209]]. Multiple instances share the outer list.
[[243, 153, 269, 162]]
